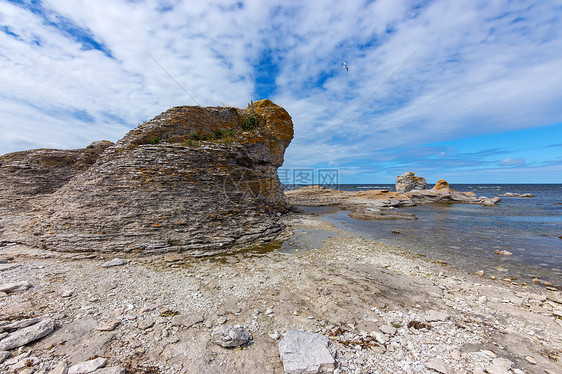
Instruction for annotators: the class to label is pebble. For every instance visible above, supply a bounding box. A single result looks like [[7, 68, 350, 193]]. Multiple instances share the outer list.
[[379, 325, 397, 335], [210, 325, 251, 348], [370, 331, 388, 344], [68, 357, 107, 374], [425, 310, 450, 322], [97, 320, 121, 331], [484, 363, 509, 374], [100, 258, 127, 268], [480, 350, 497, 359], [524, 355, 536, 364], [163, 253, 184, 262], [425, 359, 450, 374], [494, 250, 512, 256]]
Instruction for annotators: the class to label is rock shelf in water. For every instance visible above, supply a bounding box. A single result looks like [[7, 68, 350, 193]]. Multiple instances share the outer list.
[[285, 172, 500, 220]]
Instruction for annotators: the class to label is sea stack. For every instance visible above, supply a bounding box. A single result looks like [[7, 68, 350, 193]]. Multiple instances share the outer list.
[[1, 100, 294, 254], [395, 172, 427, 193]]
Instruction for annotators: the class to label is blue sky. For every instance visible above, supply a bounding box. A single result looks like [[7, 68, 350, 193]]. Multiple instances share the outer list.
[[1, 0, 561, 183]]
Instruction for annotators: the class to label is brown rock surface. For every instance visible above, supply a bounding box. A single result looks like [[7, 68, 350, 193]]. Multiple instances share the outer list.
[[1, 100, 293, 254]]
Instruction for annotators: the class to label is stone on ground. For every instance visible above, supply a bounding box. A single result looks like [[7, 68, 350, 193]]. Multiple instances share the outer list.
[[0, 319, 55, 351], [278, 330, 336, 374], [68, 357, 107, 374], [210, 325, 251, 348], [100, 258, 127, 268]]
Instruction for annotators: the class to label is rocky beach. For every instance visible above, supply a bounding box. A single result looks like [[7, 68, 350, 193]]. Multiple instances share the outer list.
[[0, 102, 560, 373], [1, 213, 561, 374]]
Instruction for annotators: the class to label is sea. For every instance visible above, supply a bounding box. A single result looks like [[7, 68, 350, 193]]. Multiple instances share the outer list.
[[287, 184, 562, 287]]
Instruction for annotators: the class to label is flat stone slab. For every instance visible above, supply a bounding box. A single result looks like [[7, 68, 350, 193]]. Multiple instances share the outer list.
[[0, 264, 19, 272], [68, 357, 108, 374], [100, 258, 127, 268], [278, 330, 336, 374], [424, 310, 450, 322], [0, 281, 31, 294], [0, 319, 55, 351]]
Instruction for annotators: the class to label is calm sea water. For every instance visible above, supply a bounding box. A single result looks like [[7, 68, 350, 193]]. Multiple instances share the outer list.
[[292, 184, 562, 287]]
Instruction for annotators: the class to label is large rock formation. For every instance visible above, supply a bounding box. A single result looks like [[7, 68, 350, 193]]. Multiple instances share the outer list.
[[395, 172, 427, 193], [2, 100, 293, 254]]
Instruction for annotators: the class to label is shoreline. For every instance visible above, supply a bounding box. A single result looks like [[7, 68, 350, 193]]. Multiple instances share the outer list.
[[1, 212, 561, 373]]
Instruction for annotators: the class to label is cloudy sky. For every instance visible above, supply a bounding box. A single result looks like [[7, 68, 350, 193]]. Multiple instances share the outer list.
[[1, 0, 561, 183]]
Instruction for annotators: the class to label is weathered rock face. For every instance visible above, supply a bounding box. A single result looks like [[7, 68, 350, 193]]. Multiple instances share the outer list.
[[0, 141, 113, 213], [3, 100, 293, 254], [395, 172, 427, 193]]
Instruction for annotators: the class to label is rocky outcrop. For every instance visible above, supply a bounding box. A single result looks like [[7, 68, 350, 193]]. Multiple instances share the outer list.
[[0, 141, 113, 213], [2, 100, 293, 254], [395, 172, 427, 193], [285, 173, 500, 220]]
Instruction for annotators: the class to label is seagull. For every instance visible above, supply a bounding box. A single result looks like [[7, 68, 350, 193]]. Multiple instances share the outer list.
[[343, 61, 348, 72]]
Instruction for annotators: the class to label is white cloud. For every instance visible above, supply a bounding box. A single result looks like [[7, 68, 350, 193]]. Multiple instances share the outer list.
[[0, 0, 561, 185], [499, 158, 525, 166]]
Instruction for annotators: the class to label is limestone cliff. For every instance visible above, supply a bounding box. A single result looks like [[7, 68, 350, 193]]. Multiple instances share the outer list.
[[0, 141, 113, 214], [2, 100, 294, 254]]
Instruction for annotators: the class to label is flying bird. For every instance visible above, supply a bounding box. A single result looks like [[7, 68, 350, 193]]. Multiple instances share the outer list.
[[343, 61, 348, 72]]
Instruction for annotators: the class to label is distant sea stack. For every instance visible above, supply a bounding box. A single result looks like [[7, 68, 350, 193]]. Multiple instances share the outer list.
[[1, 100, 294, 254], [395, 171, 427, 193]]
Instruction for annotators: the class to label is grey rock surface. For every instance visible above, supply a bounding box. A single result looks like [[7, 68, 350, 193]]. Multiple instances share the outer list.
[[0, 281, 31, 294], [0, 141, 113, 214], [0, 319, 55, 351], [100, 258, 127, 268], [278, 330, 336, 374], [211, 325, 252, 348], [0, 351, 9, 364], [50, 361, 69, 374], [68, 357, 107, 374], [395, 171, 427, 193]]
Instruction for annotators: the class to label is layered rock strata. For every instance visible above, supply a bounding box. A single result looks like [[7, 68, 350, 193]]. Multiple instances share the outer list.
[[2, 100, 293, 254], [0, 141, 113, 213]]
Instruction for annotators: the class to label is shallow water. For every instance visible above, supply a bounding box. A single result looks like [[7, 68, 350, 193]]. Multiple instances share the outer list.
[[301, 184, 562, 287]]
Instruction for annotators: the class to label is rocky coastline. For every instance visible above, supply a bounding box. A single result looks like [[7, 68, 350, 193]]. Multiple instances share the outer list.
[[285, 172, 501, 220], [1, 213, 561, 373], [1, 102, 560, 374]]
